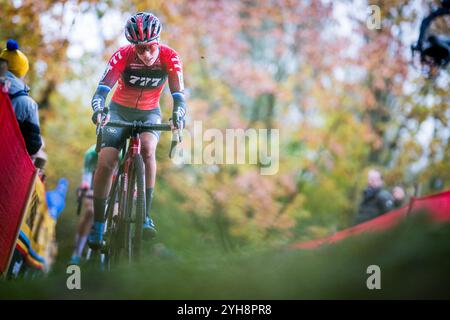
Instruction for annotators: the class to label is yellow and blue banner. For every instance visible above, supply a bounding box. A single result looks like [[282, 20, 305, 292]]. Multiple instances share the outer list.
[[11, 177, 56, 274]]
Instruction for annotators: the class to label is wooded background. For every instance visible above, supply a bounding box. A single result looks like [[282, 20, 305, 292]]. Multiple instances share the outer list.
[[1, 0, 448, 251]]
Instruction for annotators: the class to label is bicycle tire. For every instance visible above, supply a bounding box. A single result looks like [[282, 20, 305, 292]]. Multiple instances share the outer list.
[[132, 154, 146, 260], [104, 174, 121, 269], [124, 154, 146, 262], [124, 162, 135, 263], [113, 171, 127, 263]]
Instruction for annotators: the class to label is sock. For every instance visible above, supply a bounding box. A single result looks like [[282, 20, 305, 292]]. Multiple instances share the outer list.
[[72, 234, 80, 257], [93, 197, 107, 223], [76, 235, 88, 257], [146, 188, 154, 219]]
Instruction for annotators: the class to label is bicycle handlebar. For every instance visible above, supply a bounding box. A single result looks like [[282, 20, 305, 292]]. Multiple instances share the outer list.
[[104, 120, 172, 131], [95, 119, 182, 157]]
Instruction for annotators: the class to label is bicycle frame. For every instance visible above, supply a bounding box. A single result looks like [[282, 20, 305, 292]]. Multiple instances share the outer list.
[[122, 131, 142, 202]]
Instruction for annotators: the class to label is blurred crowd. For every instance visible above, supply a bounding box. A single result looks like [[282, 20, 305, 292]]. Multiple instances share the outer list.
[[354, 170, 406, 225], [354, 169, 445, 225]]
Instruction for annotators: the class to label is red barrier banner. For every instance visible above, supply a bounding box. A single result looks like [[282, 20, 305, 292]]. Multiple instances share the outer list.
[[0, 90, 36, 274], [292, 190, 450, 250], [408, 190, 450, 222]]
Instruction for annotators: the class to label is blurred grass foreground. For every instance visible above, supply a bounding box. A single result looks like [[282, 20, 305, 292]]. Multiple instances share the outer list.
[[1, 211, 450, 299]]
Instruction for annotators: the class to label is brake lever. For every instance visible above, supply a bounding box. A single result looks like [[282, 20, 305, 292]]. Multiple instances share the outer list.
[[95, 113, 108, 153], [169, 125, 183, 159], [95, 124, 102, 153]]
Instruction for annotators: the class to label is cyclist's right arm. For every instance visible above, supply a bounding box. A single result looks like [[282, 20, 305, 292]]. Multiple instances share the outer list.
[[91, 46, 130, 123]]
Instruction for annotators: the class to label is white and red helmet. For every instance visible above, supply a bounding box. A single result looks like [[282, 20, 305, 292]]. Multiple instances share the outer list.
[[125, 12, 162, 44]]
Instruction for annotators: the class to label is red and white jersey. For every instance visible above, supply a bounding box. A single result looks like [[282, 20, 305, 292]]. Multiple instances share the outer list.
[[99, 44, 184, 110]]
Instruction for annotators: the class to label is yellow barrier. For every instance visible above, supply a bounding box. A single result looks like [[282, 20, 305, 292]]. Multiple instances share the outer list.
[[10, 178, 57, 275]]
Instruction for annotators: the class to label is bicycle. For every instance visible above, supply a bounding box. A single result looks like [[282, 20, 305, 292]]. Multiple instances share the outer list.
[[93, 119, 181, 269]]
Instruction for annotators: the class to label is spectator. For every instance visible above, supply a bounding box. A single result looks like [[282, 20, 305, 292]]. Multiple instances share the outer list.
[[0, 39, 42, 155], [429, 176, 444, 191], [354, 169, 394, 225], [392, 185, 407, 208], [33, 144, 48, 183]]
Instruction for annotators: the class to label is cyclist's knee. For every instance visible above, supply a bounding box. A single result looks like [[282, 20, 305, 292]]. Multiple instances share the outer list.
[[141, 136, 157, 160], [85, 208, 94, 220], [98, 148, 119, 173], [142, 148, 156, 162], [97, 162, 117, 176], [82, 193, 94, 208]]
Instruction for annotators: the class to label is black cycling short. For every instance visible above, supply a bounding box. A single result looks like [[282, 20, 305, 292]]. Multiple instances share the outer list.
[[101, 101, 162, 150]]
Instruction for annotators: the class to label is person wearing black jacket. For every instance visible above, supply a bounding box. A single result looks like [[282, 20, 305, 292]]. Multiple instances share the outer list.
[[355, 170, 394, 225]]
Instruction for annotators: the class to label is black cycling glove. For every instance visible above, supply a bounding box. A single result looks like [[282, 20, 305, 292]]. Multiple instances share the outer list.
[[171, 92, 186, 129], [91, 85, 111, 124]]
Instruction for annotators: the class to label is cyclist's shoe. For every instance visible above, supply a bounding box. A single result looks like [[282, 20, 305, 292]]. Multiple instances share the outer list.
[[69, 254, 81, 265], [143, 216, 157, 239], [88, 222, 105, 249]]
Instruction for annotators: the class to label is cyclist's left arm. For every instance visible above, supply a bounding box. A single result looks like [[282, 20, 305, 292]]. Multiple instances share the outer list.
[[167, 49, 186, 128]]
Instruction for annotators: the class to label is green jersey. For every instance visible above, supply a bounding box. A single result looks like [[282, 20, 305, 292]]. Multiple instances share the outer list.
[[83, 144, 98, 173], [82, 144, 98, 188]]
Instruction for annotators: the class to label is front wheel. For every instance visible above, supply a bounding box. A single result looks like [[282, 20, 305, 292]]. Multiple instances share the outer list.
[[104, 173, 122, 270], [125, 154, 146, 262]]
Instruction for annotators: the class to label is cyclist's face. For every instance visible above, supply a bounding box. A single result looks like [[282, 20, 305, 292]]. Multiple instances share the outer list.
[[135, 43, 160, 66]]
